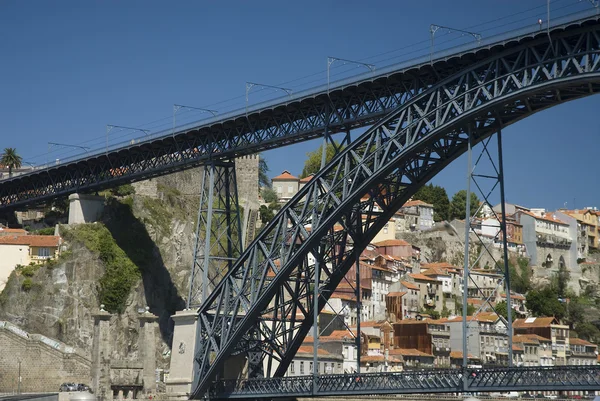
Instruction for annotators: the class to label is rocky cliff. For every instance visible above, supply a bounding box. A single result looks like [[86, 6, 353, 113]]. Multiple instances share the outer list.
[[0, 168, 205, 368]]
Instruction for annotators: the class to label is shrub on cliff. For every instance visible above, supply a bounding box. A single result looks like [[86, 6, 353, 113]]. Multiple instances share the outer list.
[[65, 223, 140, 313]]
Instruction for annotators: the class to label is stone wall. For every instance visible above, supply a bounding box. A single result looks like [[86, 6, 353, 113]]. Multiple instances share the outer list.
[[235, 155, 259, 210], [68, 193, 105, 224], [0, 321, 91, 393]]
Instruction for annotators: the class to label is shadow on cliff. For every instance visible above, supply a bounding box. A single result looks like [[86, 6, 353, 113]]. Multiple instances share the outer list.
[[103, 198, 186, 346]]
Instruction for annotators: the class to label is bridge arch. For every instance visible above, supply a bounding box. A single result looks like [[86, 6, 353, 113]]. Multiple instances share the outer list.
[[190, 21, 600, 398]]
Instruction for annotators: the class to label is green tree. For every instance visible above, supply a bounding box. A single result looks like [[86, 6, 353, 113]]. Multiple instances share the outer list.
[[566, 297, 586, 329], [300, 142, 340, 178], [259, 155, 271, 188], [413, 183, 450, 222], [467, 304, 477, 316], [449, 190, 481, 220], [575, 322, 600, 343], [551, 263, 571, 298], [261, 188, 278, 203], [441, 304, 451, 318], [1, 148, 23, 177], [525, 286, 566, 320], [495, 300, 516, 322]]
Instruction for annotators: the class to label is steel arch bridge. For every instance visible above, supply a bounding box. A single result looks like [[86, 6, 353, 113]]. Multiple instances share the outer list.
[[190, 15, 600, 399], [0, 12, 598, 210]]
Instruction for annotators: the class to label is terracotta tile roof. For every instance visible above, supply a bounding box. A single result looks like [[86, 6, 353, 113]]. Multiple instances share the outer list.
[[0, 228, 28, 235], [403, 200, 433, 208], [438, 313, 499, 324], [299, 175, 314, 183], [513, 317, 559, 328], [372, 239, 411, 247], [272, 170, 299, 181], [408, 273, 440, 282], [330, 293, 357, 302], [421, 262, 457, 270], [569, 338, 597, 346], [513, 335, 540, 345], [387, 291, 407, 297], [518, 334, 551, 342], [517, 210, 569, 226], [389, 348, 433, 357], [450, 351, 479, 360], [422, 268, 451, 277], [327, 329, 358, 339], [400, 281, 419, 291], [0, 235, 61, 247], [296, 345, 340, 357], [512, 344, 524, 352]]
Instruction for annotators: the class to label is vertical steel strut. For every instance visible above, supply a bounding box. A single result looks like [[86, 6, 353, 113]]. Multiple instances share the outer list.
[[187, 161, 243, 308], [461, 128, 513, 391]]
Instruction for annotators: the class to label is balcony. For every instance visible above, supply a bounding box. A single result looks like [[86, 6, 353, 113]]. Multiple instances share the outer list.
[[31, 255, 52, 261]]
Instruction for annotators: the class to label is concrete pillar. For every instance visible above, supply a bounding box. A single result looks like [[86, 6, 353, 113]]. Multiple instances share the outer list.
[[68, 193, 105, 224], [138, 309, 159, 394], [165, 310, 198, 399], [92, 307, 112, 401]]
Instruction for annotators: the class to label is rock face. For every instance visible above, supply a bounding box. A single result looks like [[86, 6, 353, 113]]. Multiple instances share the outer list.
[[0, 168, 206, 370]]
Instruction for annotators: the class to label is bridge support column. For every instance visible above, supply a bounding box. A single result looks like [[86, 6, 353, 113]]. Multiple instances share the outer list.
[[187, 160, 243, 308], [459, 127, 512, 390], [165, 310, 198, 399], [68, 193, 105, 224]]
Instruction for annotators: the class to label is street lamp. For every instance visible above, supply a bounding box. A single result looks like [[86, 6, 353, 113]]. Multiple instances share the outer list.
[[106, 125, 151, 152]]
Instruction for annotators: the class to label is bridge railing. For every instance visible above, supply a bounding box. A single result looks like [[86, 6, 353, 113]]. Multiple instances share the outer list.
[[8, 7, 600, 182], [209, 366, 600, 399]]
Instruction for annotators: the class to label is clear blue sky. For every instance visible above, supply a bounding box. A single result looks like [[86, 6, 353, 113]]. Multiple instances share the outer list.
[[1, 0, 598, 211]]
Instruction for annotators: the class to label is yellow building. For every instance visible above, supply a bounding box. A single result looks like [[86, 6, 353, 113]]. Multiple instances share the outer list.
[[564, 209, 598, 249], [0, 235, 61, 291]]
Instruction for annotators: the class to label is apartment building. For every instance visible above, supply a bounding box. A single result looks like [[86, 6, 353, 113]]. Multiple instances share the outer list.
[[393, 319, 451, 367], [272, 170, 300, 203], [406, 273, 444, 314], [443, 313, 508, 365], [513, 317, 570, 365], [568, 338, 598, 366], [399, 200, 434, 231]]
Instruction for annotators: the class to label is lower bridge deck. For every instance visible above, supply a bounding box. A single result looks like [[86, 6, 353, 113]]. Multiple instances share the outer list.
[[209, 367, 600, 399]]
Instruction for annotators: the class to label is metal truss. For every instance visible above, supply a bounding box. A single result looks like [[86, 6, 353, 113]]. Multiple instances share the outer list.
[[208, 366, 600, 398], [190, 21, 600, 399], [1, 15, 599, 210], [187, 161, 243, 308]]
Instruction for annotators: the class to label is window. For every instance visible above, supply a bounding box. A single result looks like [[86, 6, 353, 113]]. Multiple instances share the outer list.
[[38, 247, 50, 257], [276, 186, 282, 193], [300, 361, 304, 374], [288, 185, 293, 193], [291, 362, 295, 373], [309, 362, 313, 372]]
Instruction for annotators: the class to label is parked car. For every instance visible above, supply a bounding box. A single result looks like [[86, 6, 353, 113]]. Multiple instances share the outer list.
[[77, 383, 91, 392], [59, 383, 77, 392], [521, 394, 535, 399]]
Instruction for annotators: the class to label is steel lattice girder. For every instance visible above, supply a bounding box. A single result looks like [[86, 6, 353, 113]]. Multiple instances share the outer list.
[[1, 16, 599, 210], [190, 21, 600, 399], [209, 366, 600, 398], [187, 161, 243, 309]]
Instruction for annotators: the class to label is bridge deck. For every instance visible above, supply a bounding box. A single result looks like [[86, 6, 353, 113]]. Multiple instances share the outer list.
[[210, 367, 600, 399], [1, 9, 599, 209]]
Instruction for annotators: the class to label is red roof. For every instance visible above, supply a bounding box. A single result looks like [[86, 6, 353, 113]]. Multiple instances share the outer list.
[[513, 317, 560, 328], [372, 239, 411, 247], [400, 281, 419, 291], [272, 170, 299, 181], [299, 175, 314, 183], [517, 210, 569, 226], [408, 273, 440, 282], [403, 200, 433, 208], [0, 228, 28, 235], [570, 338, 597, 346], [387, 291, 407, 297], [0, 235, 61, 247]]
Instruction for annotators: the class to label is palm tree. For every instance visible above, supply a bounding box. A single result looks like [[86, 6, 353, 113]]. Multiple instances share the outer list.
[[1, 148, 23, 177]]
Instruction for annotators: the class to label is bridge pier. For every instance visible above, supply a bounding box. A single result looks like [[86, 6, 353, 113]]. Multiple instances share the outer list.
[[165, 310, 198, 399], [68, 193, 105, 224]]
